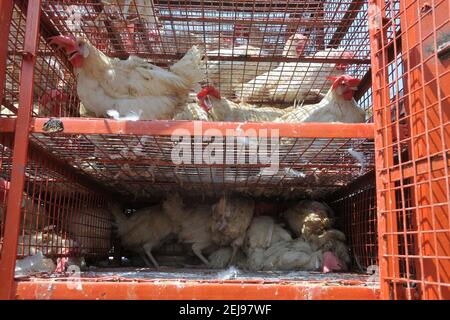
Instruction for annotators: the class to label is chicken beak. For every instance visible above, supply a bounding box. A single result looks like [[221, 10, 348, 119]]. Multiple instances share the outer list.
[[199, 96, 212, 113], [48, 35, 77, 52], [295, 44, 304, 56], [204, 96, 213, 110]]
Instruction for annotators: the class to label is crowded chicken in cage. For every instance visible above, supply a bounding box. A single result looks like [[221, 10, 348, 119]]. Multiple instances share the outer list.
[[24, 0, 369, 124], [3, 184, 351, 274], [110, 193, 350, 272]]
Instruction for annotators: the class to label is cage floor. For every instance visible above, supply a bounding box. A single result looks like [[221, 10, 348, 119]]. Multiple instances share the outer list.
[[14, 267, 380, 300], [8, 120, 375, 201], [17, 267, 378, 286]]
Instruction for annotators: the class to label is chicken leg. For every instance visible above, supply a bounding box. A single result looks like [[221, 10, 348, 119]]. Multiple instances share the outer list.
[[142, 243, 159, 268], [139, 251, 152, 267], [192, 243, 210, 266], [227, 235, 245, 266], [227, 246, 238, 267]]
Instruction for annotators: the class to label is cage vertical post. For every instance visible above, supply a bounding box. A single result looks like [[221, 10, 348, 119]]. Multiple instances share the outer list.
[[370, 0, 450, 299], [401, 0, 450, 299], [0, 0, 42, 300], [0, 0, 14, 105], [368, 0, 393, 299]]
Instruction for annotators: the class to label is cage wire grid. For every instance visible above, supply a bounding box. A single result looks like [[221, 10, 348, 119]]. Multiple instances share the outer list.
[[0, 136, 113, 260], [2, 0, 373, 117], [369, 0, 449, 299]]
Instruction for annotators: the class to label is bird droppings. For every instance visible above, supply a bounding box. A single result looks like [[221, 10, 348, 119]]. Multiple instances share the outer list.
[[347, 148, 366, 174], [175, 281, 185, 289], [216, 266, 240, 280], [29, 267, 377, 287], [284, 168, 306, 178]]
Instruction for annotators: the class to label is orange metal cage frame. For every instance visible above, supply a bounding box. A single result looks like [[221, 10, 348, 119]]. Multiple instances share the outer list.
[[368, 0, 449, 300]]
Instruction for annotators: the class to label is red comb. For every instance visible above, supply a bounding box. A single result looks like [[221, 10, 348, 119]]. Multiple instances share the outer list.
[[197, 86, 221, 113], [48, 35, 77, 47], [197, 86, 221, 99], [328, 75, 361, 89]]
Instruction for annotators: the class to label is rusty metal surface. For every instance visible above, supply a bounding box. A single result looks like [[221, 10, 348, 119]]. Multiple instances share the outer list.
[[0, 0, 43, 300], [14, 280, 380, 300], [13, 267, 380, 300]]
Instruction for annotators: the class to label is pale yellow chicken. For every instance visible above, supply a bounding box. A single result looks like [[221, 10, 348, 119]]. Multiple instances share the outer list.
[[163, 194, 216, 265], [283, 201, 351, 272], [111, 202, 174, 268], [210, 193, 254, 265]]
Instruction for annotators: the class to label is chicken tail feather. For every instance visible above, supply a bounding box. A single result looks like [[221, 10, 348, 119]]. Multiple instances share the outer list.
[[169, 45, 205, 89]]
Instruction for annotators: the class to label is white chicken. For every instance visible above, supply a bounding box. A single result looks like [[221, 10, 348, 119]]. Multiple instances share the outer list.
[[277, 75, 366, 123], [243, 216, 323, 271], [172, 92, 212, 121], [237, 48, 355, 104], [206, 33, 307, 99], [0, 224, 79, 273], [194, 86, 294, 122], [208, 247, 247, 269], [244, 216, 293, 252], [163, 194, 215, 265], [259, 239, 323, 271], [111, 202, 174, 268], [210, 193, 254, 265], [15, 251, 56, 276], [243, 215, 292, 270], [49, 35, 205, 120]]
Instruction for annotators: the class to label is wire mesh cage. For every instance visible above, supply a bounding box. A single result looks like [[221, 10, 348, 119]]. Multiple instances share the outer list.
[[328, 172, 378, 271], [26, 126, 374, 201], [1, 0, 374, 119], [0, 135, 113, 260], [368, 0, 449, 300]]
